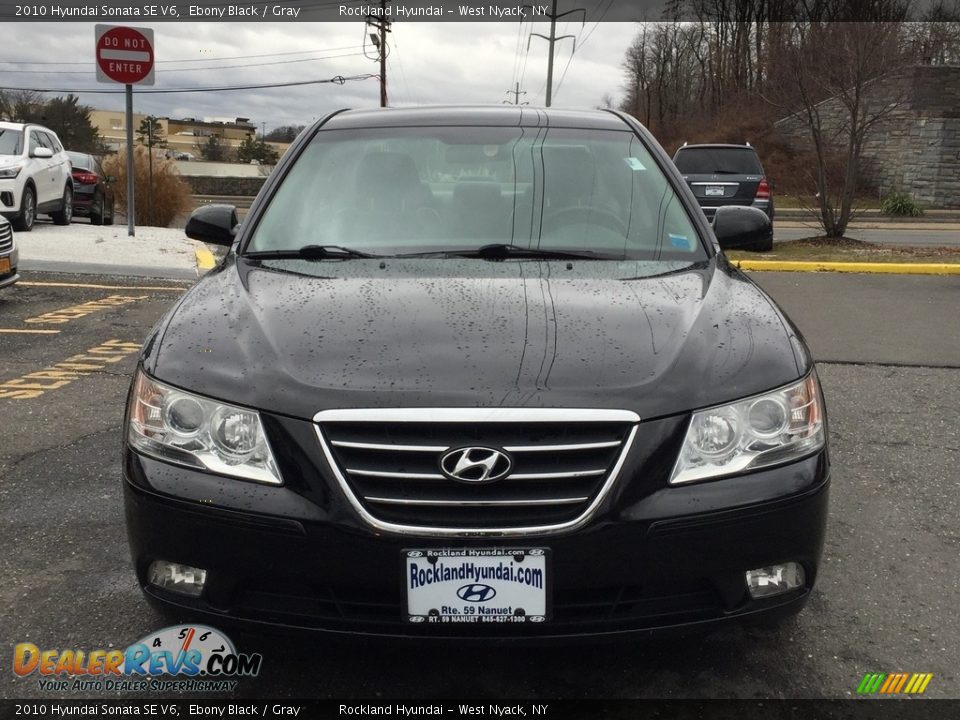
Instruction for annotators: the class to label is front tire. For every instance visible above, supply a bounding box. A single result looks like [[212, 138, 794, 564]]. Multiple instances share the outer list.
[[51, 185, 73, 225], [13, 186, 36, 232]]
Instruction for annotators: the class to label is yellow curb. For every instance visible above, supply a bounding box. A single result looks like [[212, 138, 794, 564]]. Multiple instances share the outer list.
[[194, 246, 217, 272], [734, 260, 960, 275]]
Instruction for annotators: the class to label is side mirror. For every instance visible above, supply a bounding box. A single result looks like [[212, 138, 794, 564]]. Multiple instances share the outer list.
[[32, 147, 54, 159], [185, 204, 238, 247], [712, 206, 772, 250]]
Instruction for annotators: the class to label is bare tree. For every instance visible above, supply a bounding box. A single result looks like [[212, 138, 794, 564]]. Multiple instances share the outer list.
[[769, 22, 911, 237]]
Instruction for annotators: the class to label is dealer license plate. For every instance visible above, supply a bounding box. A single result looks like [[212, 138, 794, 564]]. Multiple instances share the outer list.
[[0, 257, 9, 274], [405, 548, 549, 624], [704, 185, 726, 196]]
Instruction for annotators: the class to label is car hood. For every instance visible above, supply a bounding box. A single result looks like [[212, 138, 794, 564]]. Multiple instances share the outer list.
[[143, 256, 807, 421], [0, 154, 23, 165]]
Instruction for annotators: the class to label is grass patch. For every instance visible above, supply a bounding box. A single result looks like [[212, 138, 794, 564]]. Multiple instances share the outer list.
[[727, 237, 960, 264]]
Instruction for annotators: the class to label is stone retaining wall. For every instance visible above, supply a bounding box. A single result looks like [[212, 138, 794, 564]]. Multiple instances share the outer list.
[[774, 65, 960, 208]]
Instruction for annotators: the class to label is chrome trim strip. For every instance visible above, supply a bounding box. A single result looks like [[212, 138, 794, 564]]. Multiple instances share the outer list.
[[509, 469, 606, 480], [363, 496, 588, 507], [347, 469, 445, 481], [314, 408, 640, 423], [332, 440, 449, 452], [314, 422, 640, 538], [690, 182, 739, 186], [502, 441, 622, 452]]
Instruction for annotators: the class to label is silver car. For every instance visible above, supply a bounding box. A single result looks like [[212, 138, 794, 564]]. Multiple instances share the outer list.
[[0, 215, 19, 288]]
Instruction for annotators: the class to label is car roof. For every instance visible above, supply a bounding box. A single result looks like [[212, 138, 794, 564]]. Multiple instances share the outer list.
[[322, 105, 629, 131], [676, 143, 758, 151], [0, 120, 57, 134]]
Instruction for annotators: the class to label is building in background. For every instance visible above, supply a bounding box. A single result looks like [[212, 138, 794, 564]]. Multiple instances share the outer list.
[[88, 110, 289, 162]]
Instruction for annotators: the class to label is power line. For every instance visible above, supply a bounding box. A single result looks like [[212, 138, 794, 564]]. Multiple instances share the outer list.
[[0, 51, 368, 75], [0, 45, 366, 67], [0, 75, 379, 95]]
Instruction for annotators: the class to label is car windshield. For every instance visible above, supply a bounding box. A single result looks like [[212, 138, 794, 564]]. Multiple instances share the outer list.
[[0, 129, 23, 156], [246, 126, 706, 262], [674, 147, 763, 175]]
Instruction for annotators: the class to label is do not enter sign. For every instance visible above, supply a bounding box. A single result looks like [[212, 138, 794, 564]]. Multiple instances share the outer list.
[[95, 24, 155, 85]]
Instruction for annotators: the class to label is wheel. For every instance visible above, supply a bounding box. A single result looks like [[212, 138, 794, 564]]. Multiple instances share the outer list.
[[12, 186, 36, 232], [542, 206, 628, 236], [90, 195, 104, 225], [104, 198, 115, 226], [51, 185, 73, 225]]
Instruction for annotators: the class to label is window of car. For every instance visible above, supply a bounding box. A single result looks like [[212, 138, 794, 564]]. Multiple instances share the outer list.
[[44, 132, 63, 153], [0, 128, 23, 155], [67, 151, 93, 170], [28, 130, 45, 154], [248, 126, 706, 262], [673, 147, 763, 175]]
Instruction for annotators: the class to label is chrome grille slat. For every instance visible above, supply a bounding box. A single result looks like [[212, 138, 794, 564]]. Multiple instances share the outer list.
[[503, 441, 623, 452], [508, 469, 606, 480], [332, 440, 448, 452], [315, 410, 639, 537], [0, 224, 12, 252], [364, 496, 589, 507], [347, 469, 446, 480]]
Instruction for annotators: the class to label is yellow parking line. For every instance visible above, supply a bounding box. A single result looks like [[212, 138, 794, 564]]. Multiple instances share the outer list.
[[195, 246, 217, 271], [734, 260, 960, 275], [18, 281, 189, 291], [0, 329, 61, 334]]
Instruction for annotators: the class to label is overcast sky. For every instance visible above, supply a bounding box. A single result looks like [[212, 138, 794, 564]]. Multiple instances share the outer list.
[[1, 21, 639, 132]]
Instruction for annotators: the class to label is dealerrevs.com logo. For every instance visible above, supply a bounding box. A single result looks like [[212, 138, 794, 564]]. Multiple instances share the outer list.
[[13, 625, 262, 693]]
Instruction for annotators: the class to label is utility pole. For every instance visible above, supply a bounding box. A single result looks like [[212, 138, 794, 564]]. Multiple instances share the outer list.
[[528, 0, 585, 107], [504, 82, 528, 105], [365, 0, 392, 107]]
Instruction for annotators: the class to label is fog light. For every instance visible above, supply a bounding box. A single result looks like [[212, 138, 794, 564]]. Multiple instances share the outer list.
[[148, 560, 207, 598], [745, 562, 805, 599]]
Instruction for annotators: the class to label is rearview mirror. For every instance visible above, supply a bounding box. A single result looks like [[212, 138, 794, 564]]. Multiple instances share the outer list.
[[32, 147, 53, 159], [712, 206, 772, 250], [185, 204, 238, 247]]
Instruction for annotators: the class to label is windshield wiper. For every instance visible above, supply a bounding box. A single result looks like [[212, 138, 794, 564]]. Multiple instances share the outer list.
[[398, 244, 619, 260], [244, 245, 379, 260]]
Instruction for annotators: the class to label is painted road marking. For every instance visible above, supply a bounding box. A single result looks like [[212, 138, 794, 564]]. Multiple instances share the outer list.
[[24, 295, 147, 326], [18, 281, 188, 292], [0, 329, 61, 334], [195, 246, 217, 271], [0, 340, 141, 400]]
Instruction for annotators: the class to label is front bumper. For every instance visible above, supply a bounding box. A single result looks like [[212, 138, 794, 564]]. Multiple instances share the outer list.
[[123, 412, 829, 639], [0, 177, 22, 215], [0, 245, 19, 288]]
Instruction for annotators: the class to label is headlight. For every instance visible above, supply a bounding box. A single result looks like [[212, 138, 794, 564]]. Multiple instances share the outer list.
[[126, 371, 282, 485], [0, 164, 24, 179], [670, 373, 825, 485]]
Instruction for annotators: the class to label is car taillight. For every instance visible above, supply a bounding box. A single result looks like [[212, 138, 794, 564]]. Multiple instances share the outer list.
[[73, 171, 98, 185], [755, 176, 771, 200]]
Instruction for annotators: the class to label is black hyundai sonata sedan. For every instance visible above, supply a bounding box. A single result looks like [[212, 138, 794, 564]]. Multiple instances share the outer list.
[[123, 106, 828, 639]]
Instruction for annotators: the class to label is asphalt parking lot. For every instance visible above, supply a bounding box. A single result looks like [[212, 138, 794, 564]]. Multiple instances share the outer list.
[[1, 269, 958, 700]]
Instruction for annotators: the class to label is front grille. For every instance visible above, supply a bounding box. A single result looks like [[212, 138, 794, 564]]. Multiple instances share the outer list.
[[315, 408, 638, 535], [0, 222, 12, 252]]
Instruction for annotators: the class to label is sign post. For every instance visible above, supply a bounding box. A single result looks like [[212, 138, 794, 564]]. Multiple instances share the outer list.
[[95, 24, 155, 237]]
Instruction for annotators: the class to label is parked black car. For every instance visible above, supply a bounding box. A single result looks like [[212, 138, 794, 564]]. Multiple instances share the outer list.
[[124, 107, 828, 640], [673, 143, 774, 251], [66, 151, 115, 226]]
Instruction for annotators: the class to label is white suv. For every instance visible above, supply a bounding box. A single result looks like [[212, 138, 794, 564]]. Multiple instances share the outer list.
[[0, 121, 74, 231]]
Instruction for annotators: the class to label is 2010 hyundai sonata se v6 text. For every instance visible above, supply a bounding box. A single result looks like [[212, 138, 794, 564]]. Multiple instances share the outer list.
[[123, 106, 829, 639]]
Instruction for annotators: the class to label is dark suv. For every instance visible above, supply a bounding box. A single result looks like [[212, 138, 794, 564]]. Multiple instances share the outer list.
[[124, 107, 827, 640], [673, 143, 774, 251]]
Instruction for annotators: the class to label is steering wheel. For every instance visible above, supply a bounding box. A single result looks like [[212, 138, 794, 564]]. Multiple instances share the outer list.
[[542, 206, 628, 236]]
